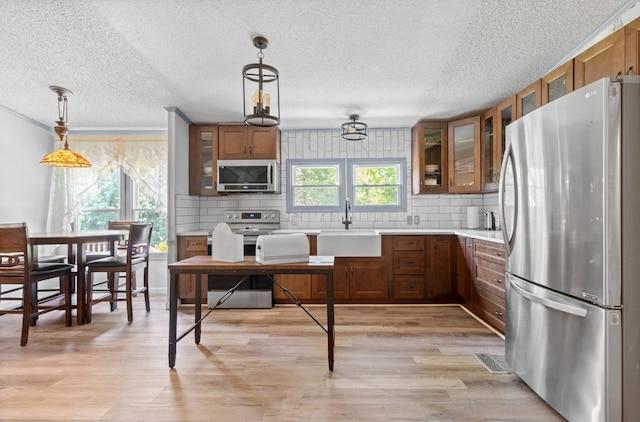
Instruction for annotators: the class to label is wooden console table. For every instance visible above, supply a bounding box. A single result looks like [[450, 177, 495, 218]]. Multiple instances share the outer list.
[[167, 255, 335, 370]]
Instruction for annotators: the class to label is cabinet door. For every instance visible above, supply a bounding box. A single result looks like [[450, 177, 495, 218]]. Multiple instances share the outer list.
[[516, 80, 541, 118], [273, 274, 311, 300], [189, 125, 219, 195], [541, 60, 574, 105], [495, 96, 515, 179], [448, 116, 481, 193], [313, 273, 349, 300], [177, 236, 209, 303], [411, 122, 448, 194], [481, 108, 498, 192], [625, 17, 640, 78], [425, 236, 455, 300], [574, 28, 626, 89], [455, 236, 474, 310], [218, 125, 249, 159], [349, 260, 388, 299], [248, 127, 280, 160]]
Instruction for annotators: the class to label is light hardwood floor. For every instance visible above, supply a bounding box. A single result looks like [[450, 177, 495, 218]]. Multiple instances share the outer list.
[[0, 295, 563, 421]]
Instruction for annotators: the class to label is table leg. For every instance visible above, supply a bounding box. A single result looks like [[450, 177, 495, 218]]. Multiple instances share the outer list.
[[195, 274, 202, 345], [169, 272, 178, 368], [75, 243, 87, 325], [326, 272, 334, 371]]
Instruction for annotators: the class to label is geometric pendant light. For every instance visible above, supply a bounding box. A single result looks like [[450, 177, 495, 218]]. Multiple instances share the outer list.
[[40, 86, 91, 168], [242, 36, 280, 127]]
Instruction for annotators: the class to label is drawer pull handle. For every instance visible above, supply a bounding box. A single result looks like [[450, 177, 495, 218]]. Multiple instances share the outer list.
[[494, 252, 503, 257], [493, 278, 502, 284], [494, 311, 503, 317]]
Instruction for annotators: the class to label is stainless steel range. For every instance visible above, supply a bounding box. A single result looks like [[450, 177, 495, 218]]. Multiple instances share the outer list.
[[207, 209, 280, 309]]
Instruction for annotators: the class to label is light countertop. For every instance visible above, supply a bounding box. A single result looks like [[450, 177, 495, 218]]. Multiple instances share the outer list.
[[178, 228, 504, 244]]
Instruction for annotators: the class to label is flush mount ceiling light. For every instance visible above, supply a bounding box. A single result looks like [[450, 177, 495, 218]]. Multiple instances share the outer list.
[[242, 36, 280, 127], [40, 86, 91, 168], [341, 114, 368, 141]]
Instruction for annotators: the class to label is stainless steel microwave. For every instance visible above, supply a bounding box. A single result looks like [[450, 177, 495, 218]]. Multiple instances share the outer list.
[[217, 159, 279, 193]]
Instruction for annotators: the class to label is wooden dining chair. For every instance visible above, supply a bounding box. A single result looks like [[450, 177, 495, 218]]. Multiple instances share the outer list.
[[85, 221, 138, 311], [0, 222, 74, 345], [86, 223, 152, 322]]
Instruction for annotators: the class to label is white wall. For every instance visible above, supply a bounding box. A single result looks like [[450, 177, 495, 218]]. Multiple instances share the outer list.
[[0, 107, 54, 231]]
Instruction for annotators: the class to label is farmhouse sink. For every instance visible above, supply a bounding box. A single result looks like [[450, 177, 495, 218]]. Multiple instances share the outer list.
[[316, 229, 381, 257]]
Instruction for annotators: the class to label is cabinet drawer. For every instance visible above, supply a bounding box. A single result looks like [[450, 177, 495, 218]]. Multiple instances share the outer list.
[[393, 251, 425, 274], [184, 236, 208, 252], [392, 236, 425, 250], [474, 259, 505, 298], [473, 239, 505, 265], [393, 275, 425, 299], [475, 284, 506, 333]]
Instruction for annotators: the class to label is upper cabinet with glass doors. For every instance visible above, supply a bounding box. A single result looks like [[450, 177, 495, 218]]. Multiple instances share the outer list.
[[481, 108, 499, 192], [411, 122, 448, 194], [447, 116, 480, 193], [541, 60, 574, 105], [189, 125, 220, 196], [516, 80, 541, 118]]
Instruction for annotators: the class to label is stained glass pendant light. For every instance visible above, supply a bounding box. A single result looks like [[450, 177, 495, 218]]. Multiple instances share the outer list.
[[40, 86, 91, 168], [242, 36, 280, 127], [341, 114, 368, 141]]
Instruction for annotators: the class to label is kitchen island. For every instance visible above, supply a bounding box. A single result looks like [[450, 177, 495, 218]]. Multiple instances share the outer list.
[[167, 255, 335, 370]]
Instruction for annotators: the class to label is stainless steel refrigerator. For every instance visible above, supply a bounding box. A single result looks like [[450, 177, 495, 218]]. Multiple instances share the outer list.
[[499, 76, 640, 422]]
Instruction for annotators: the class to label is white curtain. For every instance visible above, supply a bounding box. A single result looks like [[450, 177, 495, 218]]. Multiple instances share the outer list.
[[46, 134, 168, 233]]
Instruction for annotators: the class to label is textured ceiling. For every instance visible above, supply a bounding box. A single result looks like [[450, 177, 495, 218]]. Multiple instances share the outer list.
[[0, 0, 635, 131]]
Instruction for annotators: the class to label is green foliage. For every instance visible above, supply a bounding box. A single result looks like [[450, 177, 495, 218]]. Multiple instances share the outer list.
[[79, 169, 168, 251]]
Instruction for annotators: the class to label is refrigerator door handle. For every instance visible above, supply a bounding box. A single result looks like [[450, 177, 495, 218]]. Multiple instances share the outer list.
[[499, 142, 517, 256], [510, 277, 588, 318]]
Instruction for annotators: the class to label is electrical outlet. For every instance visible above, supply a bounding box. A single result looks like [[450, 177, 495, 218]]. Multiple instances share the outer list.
[[406, 215, 413, 225], [414, 215, 420, 225], [291, 215, 297, 226]]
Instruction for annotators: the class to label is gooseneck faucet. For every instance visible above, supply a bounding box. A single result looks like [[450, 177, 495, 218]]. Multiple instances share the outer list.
[[342, 197, 352, 229]]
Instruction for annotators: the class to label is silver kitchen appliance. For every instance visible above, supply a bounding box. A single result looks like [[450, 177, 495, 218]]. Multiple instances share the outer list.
[[217, 159, 279, 193], [207, 209, 280, 308], [499, 76, 640, 422]]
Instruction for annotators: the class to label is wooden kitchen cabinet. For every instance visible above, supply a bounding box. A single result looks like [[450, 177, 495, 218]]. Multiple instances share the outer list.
[[541, 60, 574, 105], [275, 235, 316, 303], [472, 239, 506, 334], [455, 236, 474, 311], [516, 80, 541, 118], [189, 125, 220, 196], [313, 256, 387, 301], [574, 27, 626, 89], [425, 235, 456, 300], [176, 236, 209, 303], [218, 125, 280, 160], [624, 17, 640, 78], [480, 108, 499, 192], [411, 122, 448, 194], [273, 274, 311, 300], [448, 116, 481, 193], [392, 236, 425, 299], [495, 95, 515, 177]]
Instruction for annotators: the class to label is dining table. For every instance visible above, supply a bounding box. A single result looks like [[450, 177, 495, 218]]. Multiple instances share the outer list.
[[29, 230, 128, 324]]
